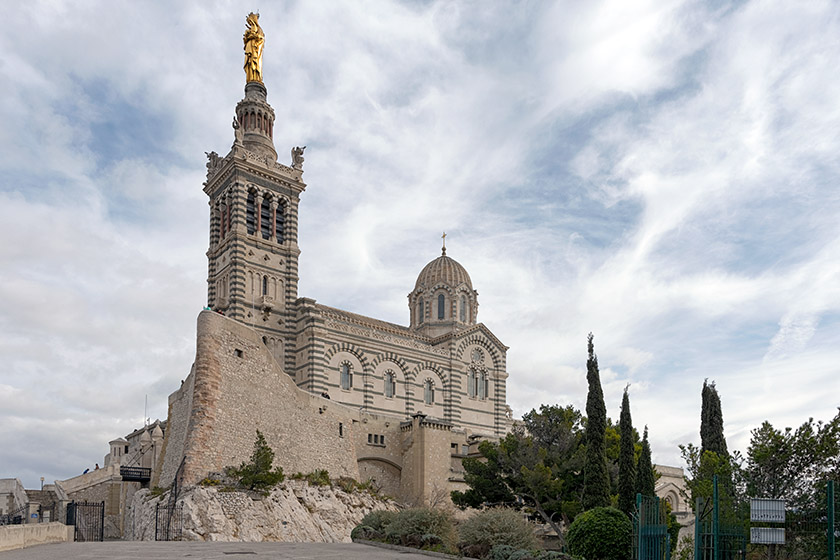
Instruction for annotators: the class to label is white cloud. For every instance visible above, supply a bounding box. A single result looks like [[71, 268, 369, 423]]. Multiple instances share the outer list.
[[1, 0, 839, 488]]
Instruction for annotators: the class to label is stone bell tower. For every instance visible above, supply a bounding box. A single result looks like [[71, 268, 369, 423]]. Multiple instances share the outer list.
[[203, 13, 306, 373]]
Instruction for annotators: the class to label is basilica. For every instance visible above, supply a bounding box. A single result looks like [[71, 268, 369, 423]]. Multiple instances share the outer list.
[[150, 14, 513, 504]]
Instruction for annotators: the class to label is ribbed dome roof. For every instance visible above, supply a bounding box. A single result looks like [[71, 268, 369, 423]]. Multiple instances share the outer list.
[[414, 249, 473, 291]]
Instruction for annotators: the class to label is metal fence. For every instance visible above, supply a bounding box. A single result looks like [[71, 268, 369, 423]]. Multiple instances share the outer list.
[[66, 501, 104, 542], [155, 502, 183, 541], [633, 494, 671, 560], [694, 476, 747, 560], [0, 504, 27, 526], [766, 480, 838, 560]]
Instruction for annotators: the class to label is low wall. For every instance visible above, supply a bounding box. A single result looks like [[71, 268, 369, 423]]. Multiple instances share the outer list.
[[0, 522, 73, 553]]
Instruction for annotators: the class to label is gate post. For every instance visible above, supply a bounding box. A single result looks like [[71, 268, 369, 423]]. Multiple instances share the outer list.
[[713, 475, 720, 560], [636, 493, 643, 560], [99, 501, 105, 542], [829, 481, 835, 560]]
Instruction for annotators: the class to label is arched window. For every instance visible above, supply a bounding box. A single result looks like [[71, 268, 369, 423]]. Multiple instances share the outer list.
[[260, 197, 272, 240], [437, 294, 445, 320], [424, 379, 435, 405], [275, 201, 285, 243], [418, 300, 424, 324], [262, 275, 268, 296], [340, 363, 353, 390], [479, 372, 488, 400], [384, 371, 396, 398], [246, 191, 256, 234], [467, 370, 476, 398], [460, 295, 467, 322]]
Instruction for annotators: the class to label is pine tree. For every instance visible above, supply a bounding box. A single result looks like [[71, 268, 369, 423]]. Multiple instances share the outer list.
[[618, 385, 636, 517], [582, 333, 610, 510], [700, 380, 728, 457], [635, 426, 655, 498]]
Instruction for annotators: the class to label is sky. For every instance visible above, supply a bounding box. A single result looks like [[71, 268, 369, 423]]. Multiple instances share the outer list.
[[1, 0, 839, 489]]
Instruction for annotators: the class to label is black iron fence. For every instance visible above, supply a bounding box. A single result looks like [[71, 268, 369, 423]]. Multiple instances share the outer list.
[[0, 504, 27, 526], [66, 501, 104, 542], [155, 502, 183, 541]]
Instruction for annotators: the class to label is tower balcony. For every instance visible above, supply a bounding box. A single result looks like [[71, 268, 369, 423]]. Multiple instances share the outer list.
[[260, 295, 274, 310]]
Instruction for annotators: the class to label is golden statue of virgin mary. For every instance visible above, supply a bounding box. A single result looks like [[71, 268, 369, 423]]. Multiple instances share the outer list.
[[243, 12, 264, 83]]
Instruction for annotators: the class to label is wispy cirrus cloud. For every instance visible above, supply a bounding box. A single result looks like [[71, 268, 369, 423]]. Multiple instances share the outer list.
[[1, 0, 838, 486]]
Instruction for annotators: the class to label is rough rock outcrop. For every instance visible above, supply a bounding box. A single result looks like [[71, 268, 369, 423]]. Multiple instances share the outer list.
[[129, 480, 398, 542]]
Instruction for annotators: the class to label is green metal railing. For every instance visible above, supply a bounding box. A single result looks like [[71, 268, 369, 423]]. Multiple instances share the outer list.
[[633, 494, 671, 560], [693, 479, 838, 560], [693, 475, 747, 560]]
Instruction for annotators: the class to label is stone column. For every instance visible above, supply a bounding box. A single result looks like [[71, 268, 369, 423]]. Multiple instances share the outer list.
[[26, 501, 39, 524]]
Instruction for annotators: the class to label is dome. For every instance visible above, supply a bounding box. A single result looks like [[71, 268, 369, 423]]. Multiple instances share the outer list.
[[414, 249, 473, 291]]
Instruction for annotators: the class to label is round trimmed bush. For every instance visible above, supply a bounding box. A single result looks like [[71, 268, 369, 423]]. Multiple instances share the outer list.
[[566, 506, 631, 560], [459, 508, 539, 558]]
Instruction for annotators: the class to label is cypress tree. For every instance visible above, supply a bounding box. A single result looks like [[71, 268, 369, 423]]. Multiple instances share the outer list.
[[700, 380, 728, 457], [618, 385, 636, 517], [635, 426, 655, 497], [582, 333, 610, 510]]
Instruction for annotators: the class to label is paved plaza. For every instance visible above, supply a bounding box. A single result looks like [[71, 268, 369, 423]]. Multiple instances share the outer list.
[[0, 541, 435, 560]]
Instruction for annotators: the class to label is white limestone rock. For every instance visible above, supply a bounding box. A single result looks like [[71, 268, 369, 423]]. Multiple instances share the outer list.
[[129, 480, 397, 542]]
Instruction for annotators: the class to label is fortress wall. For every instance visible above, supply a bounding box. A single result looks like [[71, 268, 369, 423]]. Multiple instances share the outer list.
[[158, 364, 196, 486], [178, 310, 363, 485], [399, 417, 456, 505]]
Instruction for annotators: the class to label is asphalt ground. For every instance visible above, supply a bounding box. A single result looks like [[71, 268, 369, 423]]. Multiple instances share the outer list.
[[0, 541, 437, 560]]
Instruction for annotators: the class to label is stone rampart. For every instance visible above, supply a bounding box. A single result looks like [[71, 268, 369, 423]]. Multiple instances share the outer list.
[[158, 364, 196, 486], [0, 522, 73, 553], [60, 464, 119, 495], [176, 311, 367, 486]]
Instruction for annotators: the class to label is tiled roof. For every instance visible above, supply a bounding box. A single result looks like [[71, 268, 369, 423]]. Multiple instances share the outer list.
[[414, 250, 473, 291]]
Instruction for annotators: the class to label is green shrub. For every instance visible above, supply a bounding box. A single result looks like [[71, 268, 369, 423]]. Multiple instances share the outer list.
[[490, 545, 520, 560], [536, 552, 580, 560], [490, 545, 580, 560], [459, 508, 539, 558], [304, 469, 331, 486], [566, 506, 631, 560], [351, 525, 381, 540], [384, 508, 456, 552], [149, 486, 167, 498], [360, 509, 397, 532], [199, 477, 221, 486], [224, 430, 285, 493]]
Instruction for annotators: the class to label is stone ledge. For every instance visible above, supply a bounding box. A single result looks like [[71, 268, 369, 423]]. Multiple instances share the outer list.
[[0, 522, 74, 553], [353, 538, 461, 559]]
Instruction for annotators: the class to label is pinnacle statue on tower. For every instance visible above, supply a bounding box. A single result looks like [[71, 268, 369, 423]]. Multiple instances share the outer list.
[[243, 13, 264, 84]]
